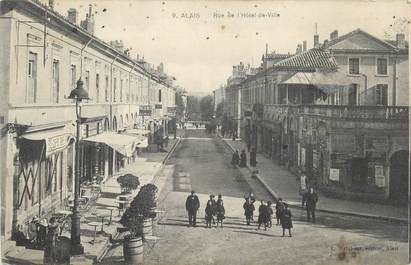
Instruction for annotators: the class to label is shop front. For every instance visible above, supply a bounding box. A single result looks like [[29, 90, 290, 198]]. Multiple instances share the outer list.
[[14, 124, 75, 237]]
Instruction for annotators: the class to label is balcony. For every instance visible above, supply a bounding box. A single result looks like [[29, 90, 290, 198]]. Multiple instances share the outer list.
[[263, 104, 408, 122]]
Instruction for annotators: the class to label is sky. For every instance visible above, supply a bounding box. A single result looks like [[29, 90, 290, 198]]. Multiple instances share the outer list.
[[49, 0, 409, 95]]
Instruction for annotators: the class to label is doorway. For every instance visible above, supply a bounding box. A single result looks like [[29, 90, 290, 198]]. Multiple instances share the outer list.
[[389, 150, 408, 204]]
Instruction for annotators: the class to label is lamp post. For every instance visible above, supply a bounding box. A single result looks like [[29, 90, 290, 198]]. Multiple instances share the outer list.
[[68, 79, 89, 255]]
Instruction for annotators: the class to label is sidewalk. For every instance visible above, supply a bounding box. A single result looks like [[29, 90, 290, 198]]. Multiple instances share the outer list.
[[2, 138, 181, 265], [221, 137, 407, 223]]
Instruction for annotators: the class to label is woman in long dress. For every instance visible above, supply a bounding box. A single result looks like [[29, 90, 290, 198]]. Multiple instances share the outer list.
[[280, 204, 293, 237]]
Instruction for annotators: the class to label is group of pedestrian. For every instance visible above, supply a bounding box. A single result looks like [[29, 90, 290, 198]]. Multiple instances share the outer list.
[[185, 191, 226, 228], [231, 149, 257, 168], [243, 196, 293, 237]]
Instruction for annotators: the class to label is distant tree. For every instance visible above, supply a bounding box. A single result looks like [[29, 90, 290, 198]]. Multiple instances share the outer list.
[[187, 96, 200, 121], [215, 102, 224, 119], [200, 95, 214, 121], [175, 92, 185, 122]]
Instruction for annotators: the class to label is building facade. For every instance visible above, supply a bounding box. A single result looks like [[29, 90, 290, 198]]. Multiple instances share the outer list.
[[0, 0, 175, 241], [238, 28, 408, 205]]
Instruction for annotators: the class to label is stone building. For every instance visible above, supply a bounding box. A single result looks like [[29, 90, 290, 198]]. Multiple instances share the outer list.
[[239, 28, 408, 205], [0, 0, 175, 241]]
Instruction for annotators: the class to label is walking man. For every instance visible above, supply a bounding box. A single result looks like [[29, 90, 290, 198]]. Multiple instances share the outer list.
[[185, 190, 200, 227], [306, 188, 318, 223], [205, 195, 216, 228], [281, 204, 293, 237], [250, 148, 257, 167], [239, 150, 247, 167], [231, 150, 240, 168], [257, 200, 269, 231], [275, 198, 285, 225], [216, 194, 225, 228], [243, 197, 255, 225], [300, 172, 308, 207]]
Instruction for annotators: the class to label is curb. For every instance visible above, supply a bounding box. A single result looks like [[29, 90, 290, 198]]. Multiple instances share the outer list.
[[219, 136, 408, 224]]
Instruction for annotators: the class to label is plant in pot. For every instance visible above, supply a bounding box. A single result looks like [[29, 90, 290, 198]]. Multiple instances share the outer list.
[[117, 174, 140, 195], [120, 208, 144, 264]]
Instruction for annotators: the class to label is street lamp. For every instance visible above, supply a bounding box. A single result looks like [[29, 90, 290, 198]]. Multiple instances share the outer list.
[[68, 78, 89, 255]]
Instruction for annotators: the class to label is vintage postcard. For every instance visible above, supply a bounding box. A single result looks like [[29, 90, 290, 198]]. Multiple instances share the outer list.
[[0, 0, 409, 264]]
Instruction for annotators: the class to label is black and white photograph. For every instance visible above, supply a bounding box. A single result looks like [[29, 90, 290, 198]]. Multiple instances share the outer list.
[[0, 0, 409, 264]]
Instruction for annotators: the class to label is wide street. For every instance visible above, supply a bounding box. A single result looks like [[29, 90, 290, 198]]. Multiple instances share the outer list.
[[101, 129, 407, 265]]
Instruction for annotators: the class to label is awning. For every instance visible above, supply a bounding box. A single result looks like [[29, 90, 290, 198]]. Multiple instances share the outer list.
[[127, 129, 150, 136], [122, 129, 149, 148], [282, 71, 350, 94], [83, 132, 138, 157], [21, 127, 75, 157]]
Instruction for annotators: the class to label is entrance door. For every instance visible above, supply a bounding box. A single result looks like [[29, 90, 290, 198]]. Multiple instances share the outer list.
[[389, 151, 408, 204], [351, 158, 368, 187]]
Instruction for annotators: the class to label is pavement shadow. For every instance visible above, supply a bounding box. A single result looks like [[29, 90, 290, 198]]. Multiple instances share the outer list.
[[232, 230, 282, 238]]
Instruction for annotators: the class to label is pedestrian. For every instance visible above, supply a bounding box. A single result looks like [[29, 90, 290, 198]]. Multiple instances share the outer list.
[[275, 198, 285, 225], [250, 148, 257, 167], [306, 188, 318, 223], [243, 197, 255, 225], [210, 194, 217, 225], [300, 172, 308, 207], [216, 194, 225, 228], [231, 150, 240, 168], [205, 195, 215, 228], [44, 217, 59, 265], [281, 203, 293, 237], [267, 201, 274, 228], [27, 216, 39, 246], [185, 190, 200, 227], [239, 150, 247, 167], [257, 200, 269, 231]]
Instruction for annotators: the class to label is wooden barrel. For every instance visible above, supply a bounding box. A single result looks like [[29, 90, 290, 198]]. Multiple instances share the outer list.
[[123, 236, 143, 265], [142, 218, 153, 237]]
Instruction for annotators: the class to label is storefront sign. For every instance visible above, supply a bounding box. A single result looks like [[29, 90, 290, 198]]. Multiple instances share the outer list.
[[155, 104, 163, 109], [244, 110, 252, 118], [375, 165, 385, 187], [331, 134, 356, 153], [139, 105, 152, 116], [329, 168, 340, 181], [167, 107, 176, 116], [46, 134, 72, 156]]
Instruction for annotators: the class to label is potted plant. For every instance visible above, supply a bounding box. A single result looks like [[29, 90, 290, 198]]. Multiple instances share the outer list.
[[120, 209, 144, 264], [117, 174, 140, 194]]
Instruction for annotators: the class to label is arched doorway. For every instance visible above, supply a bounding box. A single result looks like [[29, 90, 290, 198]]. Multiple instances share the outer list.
[[104, 118, 109, 131], [119, 115, 123, 130], [112, 116, 117, 132], [389, 150, 409, 204]]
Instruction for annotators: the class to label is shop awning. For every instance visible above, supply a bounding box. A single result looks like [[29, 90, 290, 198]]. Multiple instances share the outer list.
[[21, 127, 75, 157], [83, 132, 138, 157], [282, 71, 350, 94], [122, 129, 149, 148]]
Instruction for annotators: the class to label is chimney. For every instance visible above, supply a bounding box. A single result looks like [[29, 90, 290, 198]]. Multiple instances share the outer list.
[[314, 34, 319, 48], [303, 40, 307, 52], [323, 39, 329, 48], [330, 30, 338, 40], [88, 4, 93, 17], [67, 8, 78, 24], [396, 33, 405, 48], [296, 44, 302, 54], [49, 0, 54, 10]]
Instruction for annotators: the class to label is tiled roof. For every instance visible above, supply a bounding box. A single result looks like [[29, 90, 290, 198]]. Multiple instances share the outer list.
[[273, 48, 338, 71], [266, 53, 292, 59]]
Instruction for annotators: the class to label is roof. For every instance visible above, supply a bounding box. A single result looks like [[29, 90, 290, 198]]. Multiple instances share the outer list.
[[326, 28, 399, 51], [273, 48, 338, 71], [266, 52, 292, 60]]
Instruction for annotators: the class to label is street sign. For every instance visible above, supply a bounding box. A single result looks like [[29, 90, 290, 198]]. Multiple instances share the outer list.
[[139, 105, 152, 116]]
